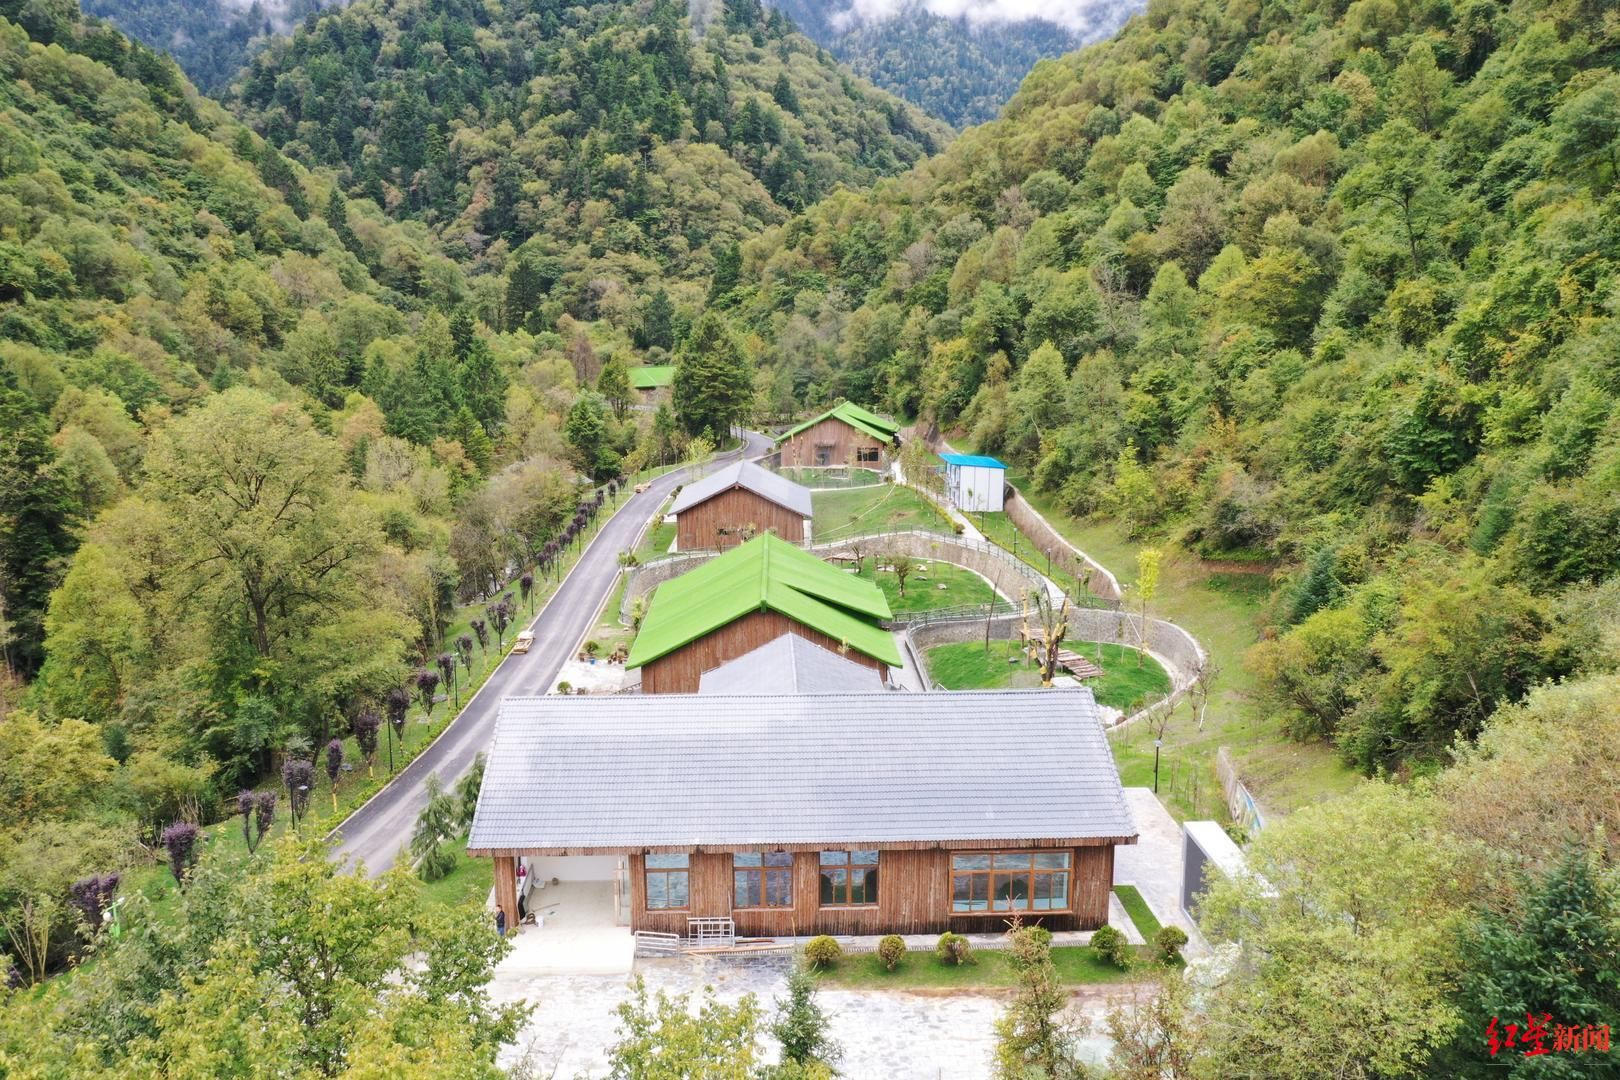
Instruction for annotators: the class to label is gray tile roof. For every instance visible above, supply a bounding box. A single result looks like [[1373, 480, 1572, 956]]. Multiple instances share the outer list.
[[698, 635, 887, 695], [668, 461, 814, 519], [467, 690, 1137, 853]]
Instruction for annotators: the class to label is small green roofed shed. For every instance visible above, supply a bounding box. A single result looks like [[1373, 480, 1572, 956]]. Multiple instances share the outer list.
[[629, 365, 675, 391], [627, 533, 900, 693]]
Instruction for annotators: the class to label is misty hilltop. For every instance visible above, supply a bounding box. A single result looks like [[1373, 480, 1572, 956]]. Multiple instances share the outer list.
[[766, 0, 1142, 126]]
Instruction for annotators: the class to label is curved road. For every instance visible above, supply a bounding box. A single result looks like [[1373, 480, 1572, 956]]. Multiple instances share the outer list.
[[332, 429, 774, 875]]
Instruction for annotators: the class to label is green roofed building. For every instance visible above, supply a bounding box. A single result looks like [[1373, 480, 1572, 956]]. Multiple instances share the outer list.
[[776, 401, 901, 469], [629, 365, 675, 392], [627, 533, 900, 693]]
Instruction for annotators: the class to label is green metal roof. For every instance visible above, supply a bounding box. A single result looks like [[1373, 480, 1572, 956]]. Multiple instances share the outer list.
[[630, 365, 675, 390], [776, 401, 900, 446], [626, 534, 900, 670]]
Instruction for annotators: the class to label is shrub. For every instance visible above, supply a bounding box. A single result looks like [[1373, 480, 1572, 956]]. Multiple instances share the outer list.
[[876, 934, 907, 971], [935, 931, 973, 966], [804, 935, 843, 970], [1091, 924, 1130, 969], [1155, 925, 1189, 965], [1025, 925, 1053, 950]]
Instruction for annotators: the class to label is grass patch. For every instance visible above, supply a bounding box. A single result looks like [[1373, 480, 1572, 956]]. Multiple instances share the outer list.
[[925, 639, 1170, 712], [775, 467, 884, 488], [822, 944, 1152, 989], [812, 485, 952, 541], [1113, 885, 1161, 939], [995, 466, 1361, 820], [414, 845, 494, 909], [633, 498, 677, 561], [853, 560, 997, 613]]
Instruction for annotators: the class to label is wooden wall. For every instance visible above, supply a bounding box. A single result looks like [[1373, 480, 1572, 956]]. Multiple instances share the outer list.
[[628, 846, 1115, 936], [639, 610, 887, 694], [675, 487, 807, 551], [779, 417, 890, 468]]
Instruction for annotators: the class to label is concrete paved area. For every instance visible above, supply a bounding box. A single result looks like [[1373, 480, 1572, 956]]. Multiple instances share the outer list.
[[500, 882, 634, 976], [1113, 787, 1209, 957]]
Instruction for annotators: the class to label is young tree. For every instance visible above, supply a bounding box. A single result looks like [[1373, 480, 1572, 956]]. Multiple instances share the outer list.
[[237, 790, 257, 851], [1031, 590, 1070, 687], [519, 572, 534, 614], [1105, 977, 1204, 1080], [772, 961, 841, 1071], [352, 709, 381, 776], [161, 822, 200, 888], [385, 687, 410, 771], [888, 552, 917, 598], [415, 668, 440, 720], [282, 758, 315, 827], [254, 792, 276, 850], [410, 774, 459, 882], [470, 618, 488, 654], [993, 925, 1088, 1079], [565, 394, 609, 479], [436, 651, 457, 707], [1134, 547, 1161, 667], [487, 601, 512, 650], [67, 873, 119, 937], [324, 740, 344, 811], [604, 977, 766, 1078]]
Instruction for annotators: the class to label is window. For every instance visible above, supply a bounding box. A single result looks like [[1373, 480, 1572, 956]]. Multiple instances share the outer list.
[[951, 852, 1071, 912], [819, 850, 879, 906], [814, 444, 835, 466], [856, 447, 881, 463], [734, 851, 793, 908], [645, 854, 689, 910]]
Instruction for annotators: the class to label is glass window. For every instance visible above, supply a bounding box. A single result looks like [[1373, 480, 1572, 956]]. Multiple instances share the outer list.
[[819, 851, 879, 906], [734, 851, 793, 909], [644, 853, 689, 911], [951, 851, 1071, 913]]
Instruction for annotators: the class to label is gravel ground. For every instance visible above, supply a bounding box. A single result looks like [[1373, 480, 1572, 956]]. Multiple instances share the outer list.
[[495, 953, 1147, 1079]]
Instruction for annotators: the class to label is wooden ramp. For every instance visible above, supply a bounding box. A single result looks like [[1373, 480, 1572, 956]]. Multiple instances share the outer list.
[[1056, 649, 1103, 680]]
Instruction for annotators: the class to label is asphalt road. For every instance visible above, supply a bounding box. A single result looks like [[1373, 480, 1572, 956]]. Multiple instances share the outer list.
[[331, 429, 774, 875]]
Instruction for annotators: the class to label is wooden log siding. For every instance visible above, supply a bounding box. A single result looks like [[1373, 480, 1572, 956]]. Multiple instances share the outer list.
[[628, 846, 1116, 936], [779, 416, 890, 469], [675, 486, 807, 551], [638, 609, 888, 694]]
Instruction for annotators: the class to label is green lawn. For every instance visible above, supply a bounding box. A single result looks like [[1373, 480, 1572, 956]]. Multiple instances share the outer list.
[[1113, 885, 1162, 939], [821, 943, 1157, 989], [775, 467, 885, 488], [999, 467, 1361, 820], [925, 639, 1171, 712], [414, 845, 494, 909], [633, 499, 677, 560], [812, 485, 953, 540], [853, 560, 997, 613]]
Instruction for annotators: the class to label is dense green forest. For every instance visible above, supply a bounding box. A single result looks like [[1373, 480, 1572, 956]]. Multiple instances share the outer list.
[[733, 0, 1620, 774], [765, 0, 1095, 128], [1, 0, 1619, 1071], [78, 0, 327, 93], [233, 0, 948, 300]]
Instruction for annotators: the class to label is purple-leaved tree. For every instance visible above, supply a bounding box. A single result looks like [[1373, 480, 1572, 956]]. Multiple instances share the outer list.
[[352, 709, 381, 777], [162, 822, 200, 887], [325, 739, 344, 811], [283, 758, 315, 827]]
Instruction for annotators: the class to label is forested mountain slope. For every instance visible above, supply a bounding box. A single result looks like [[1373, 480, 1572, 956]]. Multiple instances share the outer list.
[[734, 0, 1620, 774], [765, 0, 1104, 128], [77, 0, 325, 93], [233, 0, 949, 298]]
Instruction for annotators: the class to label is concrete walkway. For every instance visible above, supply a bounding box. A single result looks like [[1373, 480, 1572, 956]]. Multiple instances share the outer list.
[[892, 460, 986, 542], [1113, 787, 1209, 958], [497, 882, 635, 976]]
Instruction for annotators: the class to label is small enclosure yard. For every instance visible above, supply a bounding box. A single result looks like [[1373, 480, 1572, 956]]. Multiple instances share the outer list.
[[925, 640, 1171, 713], [851, 560, 997, 614], [773, 466, 885, 488], [812, 485, 952, 540]]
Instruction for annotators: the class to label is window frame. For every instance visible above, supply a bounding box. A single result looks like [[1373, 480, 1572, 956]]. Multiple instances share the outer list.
[[643, 853, 690, 912], [949, 850, 1072, 914], [818, 850, 880, 907], [856, 446, 881, 464], [733, 851, 794, 910]]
